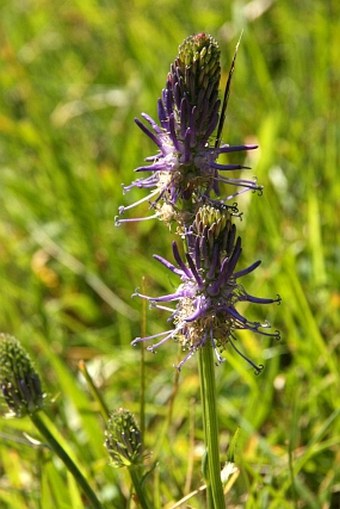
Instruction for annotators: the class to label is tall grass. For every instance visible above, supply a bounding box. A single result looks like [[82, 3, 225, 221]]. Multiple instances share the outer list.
[[0, 0, 339, 507]]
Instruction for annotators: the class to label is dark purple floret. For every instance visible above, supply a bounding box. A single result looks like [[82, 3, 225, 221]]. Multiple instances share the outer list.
[[131, 205, 281, 371]]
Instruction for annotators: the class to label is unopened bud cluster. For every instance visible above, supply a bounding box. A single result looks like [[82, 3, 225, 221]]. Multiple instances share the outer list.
[[104, 408, 143, 468], [0, 334, 44, 417]]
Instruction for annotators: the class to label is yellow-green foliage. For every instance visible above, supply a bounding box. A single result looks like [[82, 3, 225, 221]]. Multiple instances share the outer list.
[[0, 1, 339, 507]]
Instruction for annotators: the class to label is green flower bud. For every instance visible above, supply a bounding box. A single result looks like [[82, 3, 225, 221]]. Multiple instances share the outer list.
[[0, 334, 44, 417], [104, 408, 142, 468]]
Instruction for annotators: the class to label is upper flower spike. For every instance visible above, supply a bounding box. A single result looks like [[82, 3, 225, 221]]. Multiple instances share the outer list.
[[116, 33, 261, 229], [131, 205, 281, 371]]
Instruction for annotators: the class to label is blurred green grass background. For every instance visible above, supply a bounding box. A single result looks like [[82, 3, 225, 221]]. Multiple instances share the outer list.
[[0, 0, 339, 507]]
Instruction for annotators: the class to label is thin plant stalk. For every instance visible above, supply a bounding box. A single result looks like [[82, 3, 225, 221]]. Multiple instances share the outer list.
[[30, 411, 103, 509], [129, 467, 151, 509], [78, 360, 110, 420], [198, 345, 225, 509], [140, 277, 147, 441]]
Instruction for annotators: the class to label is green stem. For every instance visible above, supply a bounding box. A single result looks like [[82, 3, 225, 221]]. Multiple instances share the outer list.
[[30, 412, 102, 509], [140, 277, 147, 442], [78, 360, 110, 420], [198, 346, 225, 509], [129, 467, 151, 509]]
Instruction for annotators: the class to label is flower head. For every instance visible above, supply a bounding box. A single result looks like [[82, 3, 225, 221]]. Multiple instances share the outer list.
[[0, 334, 45, 417], [117, 33, 261, 229], [104, 408, 143, 468], [132, 205, 280, 371]]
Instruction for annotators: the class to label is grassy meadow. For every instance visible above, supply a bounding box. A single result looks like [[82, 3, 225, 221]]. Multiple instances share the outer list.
[[0, 0, 339, 507]]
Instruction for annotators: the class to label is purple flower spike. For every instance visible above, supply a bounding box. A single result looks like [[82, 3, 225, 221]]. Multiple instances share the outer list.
[[132, 205, 281, 371], [116, 33, 262, 229]]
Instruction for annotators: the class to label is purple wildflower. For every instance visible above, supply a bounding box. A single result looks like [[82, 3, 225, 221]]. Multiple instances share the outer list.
[[132, 205, 280, 371], [117, 33, 261, 228]]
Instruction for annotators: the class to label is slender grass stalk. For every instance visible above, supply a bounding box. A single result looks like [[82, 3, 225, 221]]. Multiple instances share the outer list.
[[198, 346, 225, 509], [129, 467, 151, 509], [30, 411, 103, 509], [140, 277, 147, 441], [78, 360, 110, 420]]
